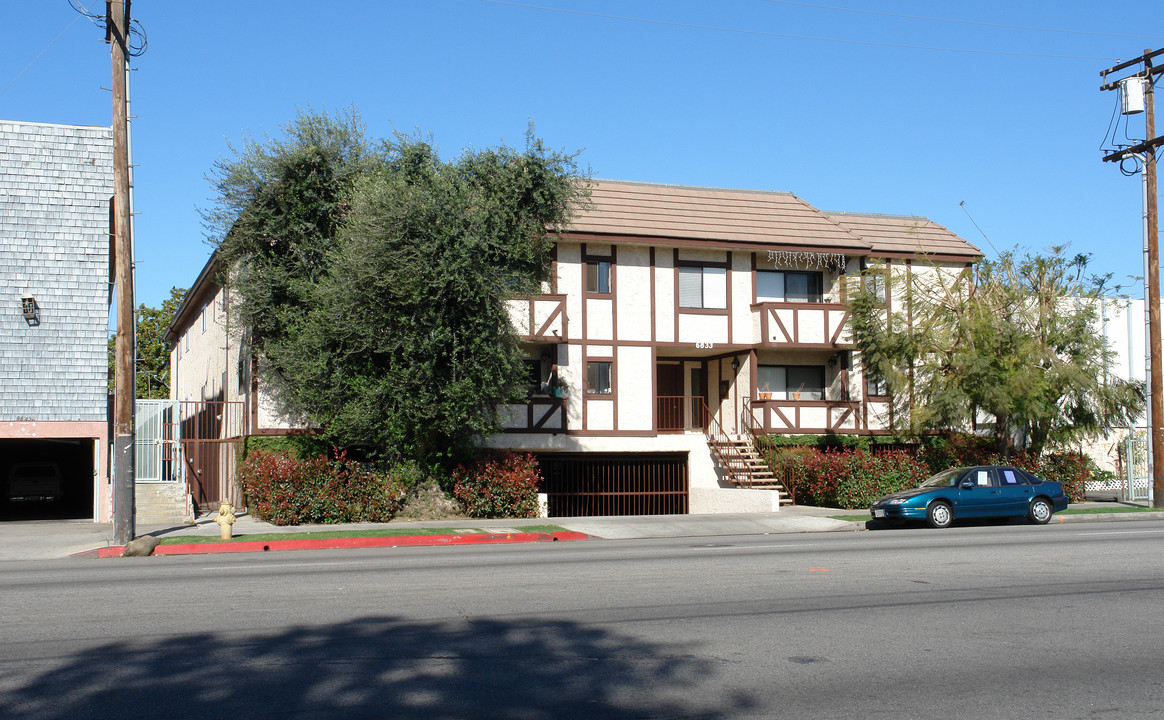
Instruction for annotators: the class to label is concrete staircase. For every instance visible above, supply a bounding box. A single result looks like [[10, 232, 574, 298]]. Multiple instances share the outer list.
[[135, 483, 192, 526], [710, 437, 792, 503]]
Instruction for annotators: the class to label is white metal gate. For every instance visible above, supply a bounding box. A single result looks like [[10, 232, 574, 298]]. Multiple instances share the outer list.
[[135, 400, 183, 484], [1124, 433, 1150, 502]]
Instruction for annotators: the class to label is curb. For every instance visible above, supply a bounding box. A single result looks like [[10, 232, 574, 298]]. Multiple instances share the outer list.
[[80, 530, 589, 558]]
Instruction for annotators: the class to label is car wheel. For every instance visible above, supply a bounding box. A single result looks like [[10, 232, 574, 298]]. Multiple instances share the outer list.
[[1028, 497, 1053, 525], [926, 501, 953, 529]]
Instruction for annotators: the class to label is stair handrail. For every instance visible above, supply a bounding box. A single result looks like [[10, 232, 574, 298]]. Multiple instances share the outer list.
[[699, 398, 759, 488]]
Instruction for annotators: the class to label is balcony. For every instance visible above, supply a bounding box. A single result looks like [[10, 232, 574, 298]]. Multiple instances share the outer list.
[[501, 397, 567, 433], [508, 294, 568, 342], [745, 396, 860, 434], [751, 301, 851, 348]]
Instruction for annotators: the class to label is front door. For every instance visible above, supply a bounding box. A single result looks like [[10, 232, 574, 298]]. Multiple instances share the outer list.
[[657, 363, 683, 431]]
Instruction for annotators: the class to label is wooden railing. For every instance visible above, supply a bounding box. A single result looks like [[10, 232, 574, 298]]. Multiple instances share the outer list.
[[502, 397, 567, 433], [656, 395, 707, 432], [508, 294, 568, 341], [751, 302, 851, 348], [746, 396, 861, 434]]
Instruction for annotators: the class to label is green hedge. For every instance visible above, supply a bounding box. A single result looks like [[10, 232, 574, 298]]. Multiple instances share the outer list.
[[758, 434, 1091, 507], [243, 434, 332, 460]]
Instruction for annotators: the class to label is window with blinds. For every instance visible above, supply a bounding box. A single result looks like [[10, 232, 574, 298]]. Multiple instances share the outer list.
[[678, 266, 726, 309]]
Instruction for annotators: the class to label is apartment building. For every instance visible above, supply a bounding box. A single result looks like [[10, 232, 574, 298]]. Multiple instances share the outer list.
[[491, 181, 980, 514], [168, 179, 980, 516]]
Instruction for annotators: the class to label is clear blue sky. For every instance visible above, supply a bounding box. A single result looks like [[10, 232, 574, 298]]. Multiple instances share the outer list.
[[3, 1, 1163, 309]]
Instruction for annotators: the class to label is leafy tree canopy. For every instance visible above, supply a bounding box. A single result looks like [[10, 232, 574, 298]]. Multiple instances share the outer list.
[[848, 246, 1144, 457], [109, 286, 186, 399], [206, 108, 588, 465]]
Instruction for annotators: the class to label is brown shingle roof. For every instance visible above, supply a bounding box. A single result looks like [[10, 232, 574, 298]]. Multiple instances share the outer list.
[[824, 211, 981, 260], [567, 180, 872, 251]]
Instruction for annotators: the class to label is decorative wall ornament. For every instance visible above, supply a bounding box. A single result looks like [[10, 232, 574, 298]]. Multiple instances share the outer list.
[[767, 250, 847, 271]]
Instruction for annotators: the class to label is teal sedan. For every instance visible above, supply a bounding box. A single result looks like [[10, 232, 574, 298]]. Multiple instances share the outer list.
[[869, 465, 1069, 528]]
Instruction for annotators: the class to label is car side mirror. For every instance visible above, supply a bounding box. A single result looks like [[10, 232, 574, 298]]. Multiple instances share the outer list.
[[960, 479, 976, 490]]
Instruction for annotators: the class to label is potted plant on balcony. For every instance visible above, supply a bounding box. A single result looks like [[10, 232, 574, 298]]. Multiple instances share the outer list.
[[550, 377, 568, 399], [758, 383, 772, 401], [792, 382, 804, 401]]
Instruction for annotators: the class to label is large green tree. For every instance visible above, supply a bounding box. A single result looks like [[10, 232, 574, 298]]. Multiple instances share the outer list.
[[206, 109, 587, 464], [108, 286, 187, 399], [849, 247, 1144, 456]]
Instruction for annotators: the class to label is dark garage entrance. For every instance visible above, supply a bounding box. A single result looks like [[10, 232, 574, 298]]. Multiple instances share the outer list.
[[0, 439, 95, 520], [537, 452, 689, 517]]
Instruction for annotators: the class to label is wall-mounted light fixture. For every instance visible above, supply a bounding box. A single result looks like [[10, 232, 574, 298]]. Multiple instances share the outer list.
[[21, 294, 39, 325], [730, 357, 741, 373], [828, 354, 838, 368]]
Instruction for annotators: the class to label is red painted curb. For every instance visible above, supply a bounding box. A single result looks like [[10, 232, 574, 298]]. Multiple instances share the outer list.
[[89, 531, 588, 558]]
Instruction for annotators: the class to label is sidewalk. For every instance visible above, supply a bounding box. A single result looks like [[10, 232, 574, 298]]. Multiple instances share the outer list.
[[0, 502, 1160, 560]]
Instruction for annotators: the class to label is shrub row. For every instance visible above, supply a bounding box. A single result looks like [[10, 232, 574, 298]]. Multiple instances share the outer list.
[[759, 434, 1092, 509], [451, 452, 542, 519], [238, 447, 543, 524], [238, 450, 407, 525]]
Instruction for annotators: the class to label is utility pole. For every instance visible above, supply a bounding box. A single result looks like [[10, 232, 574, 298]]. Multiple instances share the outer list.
[[110, 0, 136, 543], [1102, 48, 1164, 508]]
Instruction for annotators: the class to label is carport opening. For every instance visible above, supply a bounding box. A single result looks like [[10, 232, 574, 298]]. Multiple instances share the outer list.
[[0, 439, 94, 520]]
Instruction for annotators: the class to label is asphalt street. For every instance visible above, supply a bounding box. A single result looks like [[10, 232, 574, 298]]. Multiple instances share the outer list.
[[3, 518, 1164, 719]]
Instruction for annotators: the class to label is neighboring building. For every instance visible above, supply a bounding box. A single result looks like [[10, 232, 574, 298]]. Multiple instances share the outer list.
[[1077, 295, 1152, 501], [167, 180, 981, 516], [0, 120, 113, 522]]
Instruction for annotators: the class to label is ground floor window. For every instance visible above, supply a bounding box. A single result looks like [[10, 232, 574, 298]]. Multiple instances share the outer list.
[[757, 365, 824, 400], [587, 361, 613, 395]]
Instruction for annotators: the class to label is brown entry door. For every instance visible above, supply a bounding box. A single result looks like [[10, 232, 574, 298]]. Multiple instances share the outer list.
[[657, 364, 683, 430]]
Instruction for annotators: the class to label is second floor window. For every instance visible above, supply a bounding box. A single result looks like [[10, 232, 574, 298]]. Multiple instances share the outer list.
[[863, 261, 888, 304], [678, 266, 727, 309], [757, 270, 823, 303], [587, 261, 612, 294], [867, 372, 889, 397]]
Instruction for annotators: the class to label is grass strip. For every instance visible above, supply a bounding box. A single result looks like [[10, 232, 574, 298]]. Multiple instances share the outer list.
[[830, 506, 1159, 522], [157, 524, 567, 545], [1059, 506, 1156, 515]]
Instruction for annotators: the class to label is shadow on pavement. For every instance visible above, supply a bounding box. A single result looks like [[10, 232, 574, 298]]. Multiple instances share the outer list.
[[4, 615, 756, 719]]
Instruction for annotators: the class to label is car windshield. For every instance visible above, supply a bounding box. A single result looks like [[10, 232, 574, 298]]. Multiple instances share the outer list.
[[917, 468, 964, 489]]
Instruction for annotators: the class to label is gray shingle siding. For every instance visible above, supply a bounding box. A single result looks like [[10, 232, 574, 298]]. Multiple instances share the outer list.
[[0, 121, 113, 423]]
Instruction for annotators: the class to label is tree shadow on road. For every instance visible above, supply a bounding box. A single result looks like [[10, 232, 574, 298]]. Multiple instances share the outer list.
[[6, 615, 755, 719]]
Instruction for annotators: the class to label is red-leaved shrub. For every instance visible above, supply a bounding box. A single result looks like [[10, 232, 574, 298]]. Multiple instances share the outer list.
[[238, 449, 407, 525], [451, 452, 541, 519], [787, 448, 930, 509]]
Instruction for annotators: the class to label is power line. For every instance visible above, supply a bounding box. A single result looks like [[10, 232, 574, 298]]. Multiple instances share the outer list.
[[757, 0, 1164, 41], [958, 201, 1000, 256], [0, 2, 96, 99], [477, 0, 1121, 61]]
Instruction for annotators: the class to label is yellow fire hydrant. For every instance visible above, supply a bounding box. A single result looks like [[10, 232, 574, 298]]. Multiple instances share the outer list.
[[215, 501, 236, 540]]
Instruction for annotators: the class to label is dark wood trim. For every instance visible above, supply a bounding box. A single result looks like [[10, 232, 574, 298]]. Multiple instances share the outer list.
[[678, 307, 730, 316]]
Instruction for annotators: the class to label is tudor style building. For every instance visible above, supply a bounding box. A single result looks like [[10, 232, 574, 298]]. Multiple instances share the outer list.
[[167, 180, 980, 516], [492, 181, 979, 514]]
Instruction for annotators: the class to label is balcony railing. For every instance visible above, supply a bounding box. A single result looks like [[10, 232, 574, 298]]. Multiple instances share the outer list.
[[746, 395, 860, 434], [501, 396, 567, 433], [656, 395, 708, 433], [751, 301, 851, 348], [508, 294, 568, 342]]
